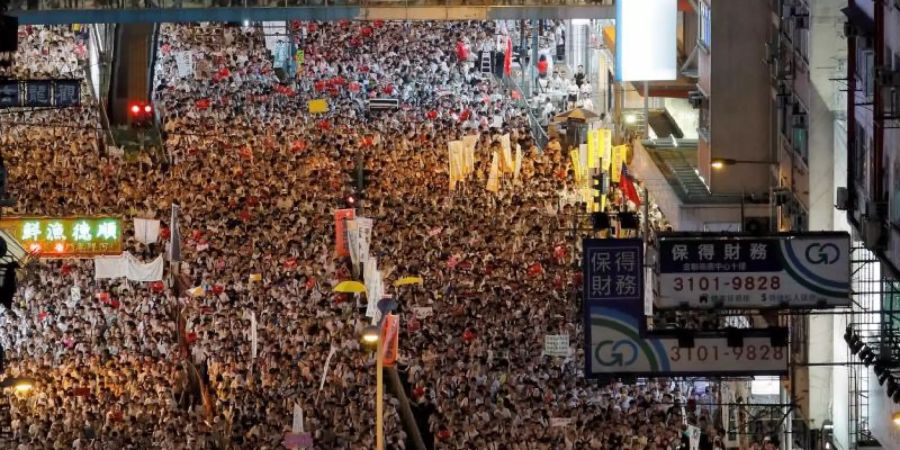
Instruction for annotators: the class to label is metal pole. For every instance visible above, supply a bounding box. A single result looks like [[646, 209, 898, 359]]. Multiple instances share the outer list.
[[642, 81, 649, 137], [642, 186, 650, 240], [376, 334, 384, 450]]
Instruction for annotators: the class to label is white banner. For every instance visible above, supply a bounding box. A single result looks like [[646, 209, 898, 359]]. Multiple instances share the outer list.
[[94, 252, 164, 282], [318, 346, 337, 392], [356, 217, 373, 266], [346, 219, 360, 267], [292, 403, 304, 433], [543, 334, 570, 357], [686, 424, 701, 450], [133, 218, 161, 244], [364, 259, 381, 319], [250, 312, 258, 360], [174, 51, 195, 79], [549, 417, 574, 427]]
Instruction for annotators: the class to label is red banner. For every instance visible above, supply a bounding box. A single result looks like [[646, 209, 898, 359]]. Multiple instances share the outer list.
[[334, 209, 356, 257], [380, 313, 400, 366]]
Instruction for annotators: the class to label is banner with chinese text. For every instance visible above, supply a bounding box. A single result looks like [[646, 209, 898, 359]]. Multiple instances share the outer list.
[[0, 216, 123, 258], [656, 232, 851, 309]]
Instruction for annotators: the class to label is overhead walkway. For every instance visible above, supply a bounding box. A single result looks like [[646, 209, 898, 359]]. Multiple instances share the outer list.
[[8, 0, 615, 24]]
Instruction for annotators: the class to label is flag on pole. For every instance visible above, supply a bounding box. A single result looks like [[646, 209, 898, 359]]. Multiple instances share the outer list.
[[168, 204, 182, 262], [250, 311, 258, 359], [620, 163, 642, 207], [504, 36, 512, 76]]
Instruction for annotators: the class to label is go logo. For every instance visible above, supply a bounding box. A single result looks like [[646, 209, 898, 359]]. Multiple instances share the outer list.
[[805, 243, 840, 265], [594, 340, 639, 367]]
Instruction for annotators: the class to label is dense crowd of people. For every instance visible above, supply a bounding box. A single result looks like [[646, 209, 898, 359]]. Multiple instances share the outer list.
[[0, 22, 742, 449]]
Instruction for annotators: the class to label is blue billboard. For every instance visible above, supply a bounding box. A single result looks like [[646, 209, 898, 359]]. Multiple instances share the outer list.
[[655, 233, 851, 309]]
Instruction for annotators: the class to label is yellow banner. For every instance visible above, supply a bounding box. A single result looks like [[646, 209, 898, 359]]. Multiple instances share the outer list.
[[610, 145, 628, 183], [601, 129, 612, 172], [570, 150, 584, 185], [307, 99, 328, 114], [486, 152, 501, 193], [587, 130, 599, 169]]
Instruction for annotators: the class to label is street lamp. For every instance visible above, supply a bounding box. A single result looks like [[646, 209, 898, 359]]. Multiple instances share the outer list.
[[711, 158, 778, 170], [361, 325, 380, 346]]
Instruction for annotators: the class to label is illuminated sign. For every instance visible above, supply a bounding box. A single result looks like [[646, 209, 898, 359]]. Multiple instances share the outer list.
[[584, 301, 788, 377], [0, 217, 123, 258], [615, 0, 677, 81], [655, 233, 851, 309]]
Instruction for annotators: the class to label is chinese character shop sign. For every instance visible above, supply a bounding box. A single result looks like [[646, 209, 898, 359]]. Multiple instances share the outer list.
[[0, 216, 123, 258], [656, 233, 851, 309], [583, 238, 643, 303]]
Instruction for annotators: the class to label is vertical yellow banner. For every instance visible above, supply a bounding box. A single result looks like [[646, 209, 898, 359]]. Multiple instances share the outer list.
[[600, 129, 612, 172], [570, 149, 583, 185], [610, 145, 628, 183], [587, 130, 599, 169]]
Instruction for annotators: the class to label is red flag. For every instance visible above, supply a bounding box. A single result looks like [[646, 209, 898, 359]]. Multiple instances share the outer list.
[[620, 163, 642, 207], [504, 36, 512, 76]]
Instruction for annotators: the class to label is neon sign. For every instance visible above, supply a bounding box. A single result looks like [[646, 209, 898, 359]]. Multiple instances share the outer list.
[[0, 216, 123, 258]]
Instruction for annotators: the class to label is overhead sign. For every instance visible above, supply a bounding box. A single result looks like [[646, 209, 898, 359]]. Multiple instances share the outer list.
[[0, 79, 81, 108], [584, 301, 788, 377], [0, 216, 123, 257], [615, 0, 677, 81], [583, 238, 643, 303], [655, 233, 851, 309]]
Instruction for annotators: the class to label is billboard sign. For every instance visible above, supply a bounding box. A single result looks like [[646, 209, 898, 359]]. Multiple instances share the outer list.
[[615, 0, 677, 81], [655, 233, 851, 309], [0, 216, 123, 258], [583, 238, 643, 303], [584, 301, 788, 377]]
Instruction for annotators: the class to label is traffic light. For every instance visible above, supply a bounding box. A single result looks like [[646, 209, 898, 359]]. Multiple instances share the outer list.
[[128, 101, 154, 128], [591, 171, 604, 210]]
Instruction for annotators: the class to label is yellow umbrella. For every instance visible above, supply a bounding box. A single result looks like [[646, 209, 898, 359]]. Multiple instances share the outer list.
[[393, 276, 424, 287], [333, 280, 367, 294]]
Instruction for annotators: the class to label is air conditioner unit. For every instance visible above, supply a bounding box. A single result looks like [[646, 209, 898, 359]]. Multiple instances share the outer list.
[[794, 14, 810, 29], [835, 187, 849, 210], [743, 217, 771, 235], [791, 113, 808, 129], [861, 216, 885, 250]]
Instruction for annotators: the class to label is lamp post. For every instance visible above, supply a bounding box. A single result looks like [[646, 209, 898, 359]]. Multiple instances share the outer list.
[[359, 324, 384, 450], [710, 158, 778, 170]]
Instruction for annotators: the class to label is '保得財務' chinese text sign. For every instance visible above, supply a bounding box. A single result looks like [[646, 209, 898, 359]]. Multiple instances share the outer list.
[[655, 233, 851, 309], [582, 239, 643, 303]]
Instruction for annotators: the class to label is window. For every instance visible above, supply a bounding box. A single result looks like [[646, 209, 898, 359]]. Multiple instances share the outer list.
[[699, 1, 712, 49]]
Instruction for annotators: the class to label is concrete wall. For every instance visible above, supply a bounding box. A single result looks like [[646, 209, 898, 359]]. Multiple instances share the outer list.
[[706, 0, 772, 196]]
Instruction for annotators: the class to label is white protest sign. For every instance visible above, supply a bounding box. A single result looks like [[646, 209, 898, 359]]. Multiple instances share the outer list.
[[412, 306, 434, 319], [549, 417, 574, 427], [543, 334, 570, 357]]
